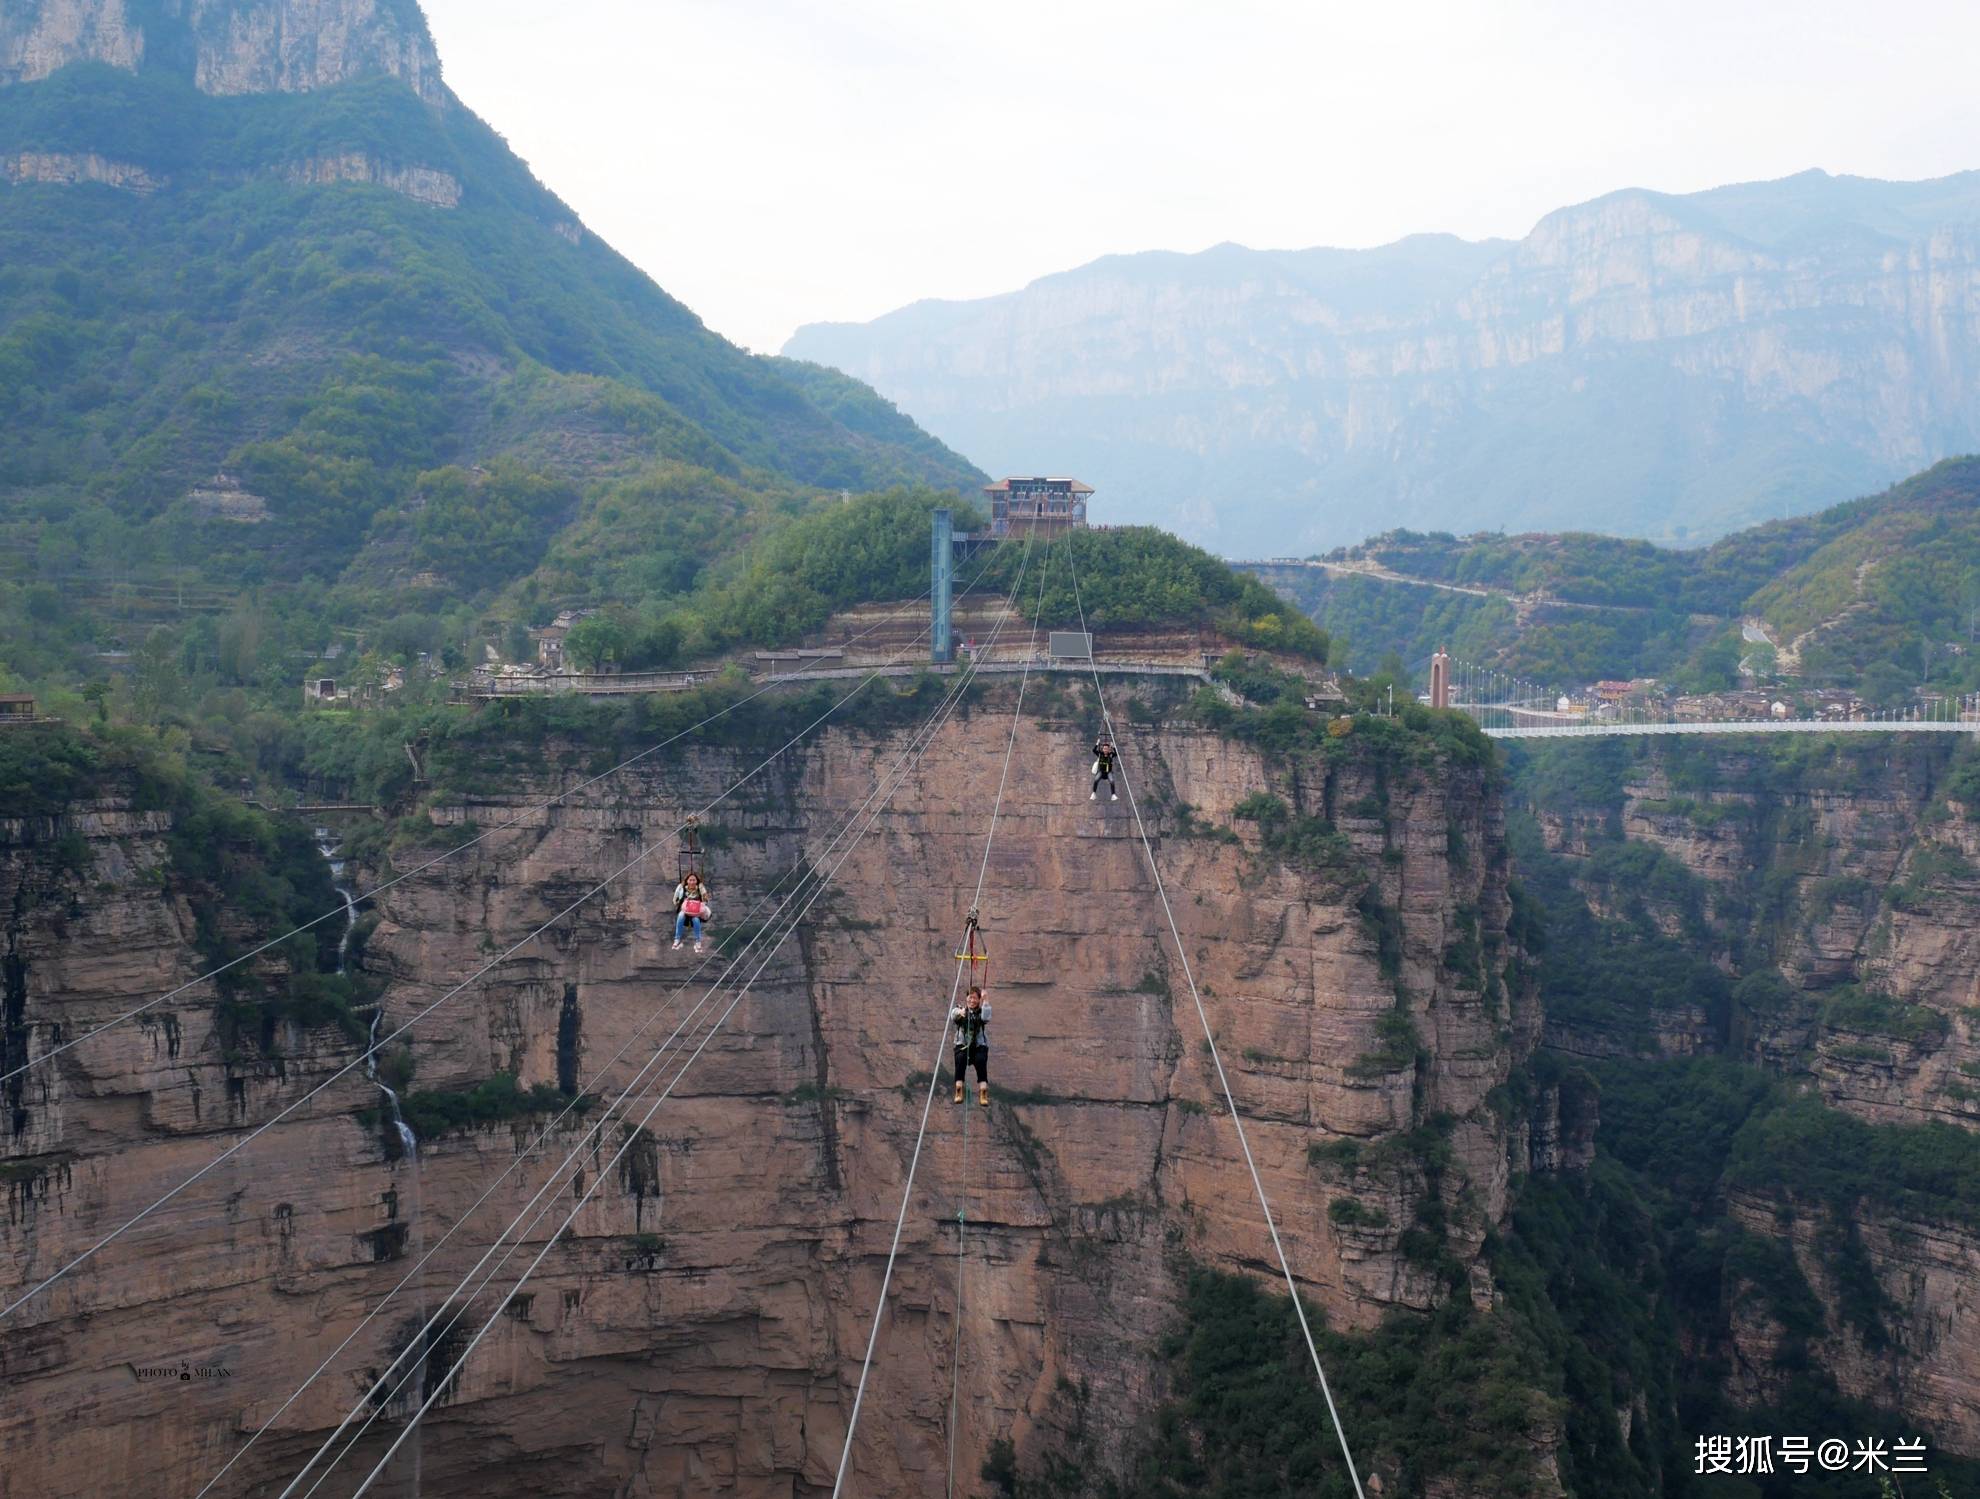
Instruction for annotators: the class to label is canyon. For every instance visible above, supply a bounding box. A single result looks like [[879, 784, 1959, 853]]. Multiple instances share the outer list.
[[0, 684, 1556, 1497], [1517, 735, 1980, 1454]]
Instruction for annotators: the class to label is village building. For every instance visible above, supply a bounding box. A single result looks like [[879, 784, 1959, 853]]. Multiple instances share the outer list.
[[529, 608, 595, 670]]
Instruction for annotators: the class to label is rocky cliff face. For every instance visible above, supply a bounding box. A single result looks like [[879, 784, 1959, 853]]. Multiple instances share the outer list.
[[785, 172, 1980, 552], [1519, 737, 1980, 1454], [0, 696, 1546, 1497], [0, 0, 445, 102], [1530, 740, 1980, 1128]]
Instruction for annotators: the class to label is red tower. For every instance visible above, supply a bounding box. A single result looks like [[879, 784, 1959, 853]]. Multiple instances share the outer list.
[[1430, 649, 1451, 710]]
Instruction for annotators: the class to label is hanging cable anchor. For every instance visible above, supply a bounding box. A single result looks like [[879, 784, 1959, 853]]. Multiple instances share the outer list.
[[954, 912, 989, 970]]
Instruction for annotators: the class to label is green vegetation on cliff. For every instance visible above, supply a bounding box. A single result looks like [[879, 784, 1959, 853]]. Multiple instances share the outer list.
[[0, 54, 981, 728], [1259, 456, 1980, 699], [987, 1050, 1980, 1498], [1, 721, 368, 1064], [983, 527, 1329, 658]]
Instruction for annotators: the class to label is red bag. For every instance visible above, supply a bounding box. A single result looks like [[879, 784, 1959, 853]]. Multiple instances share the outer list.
[[682, 898, 706, 918]]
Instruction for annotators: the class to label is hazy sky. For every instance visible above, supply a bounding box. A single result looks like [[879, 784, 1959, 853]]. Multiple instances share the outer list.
[[421, 0, 1980, 354]]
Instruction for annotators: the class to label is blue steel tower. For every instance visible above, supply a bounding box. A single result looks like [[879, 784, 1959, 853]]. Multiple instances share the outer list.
[[931, 507, 954, 663]]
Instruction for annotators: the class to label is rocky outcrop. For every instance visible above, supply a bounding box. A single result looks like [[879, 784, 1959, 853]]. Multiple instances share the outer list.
[[182, 474, 271, 522], [1, 146, 459, 205], [2, 150, 164, 192], [0, 698, 1546, 1497], [282, 151, 459, 206], [187, 0, 443, 103], [785, 171, 1980, 551], [0, 0, 144, 86], [0, 0, 445, 103]]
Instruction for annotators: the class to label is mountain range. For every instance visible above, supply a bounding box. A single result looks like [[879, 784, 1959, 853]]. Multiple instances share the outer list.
[[0, 0, 978, 671], [786, 170, 1980, 554]]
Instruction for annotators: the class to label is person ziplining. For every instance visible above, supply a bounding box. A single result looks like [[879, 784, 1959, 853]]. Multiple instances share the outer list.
[[671, 817, 713, 953], [951, 912, 991, 1106], [951, 988, 990, 1107], [671, 871, 712, 953], [1091, 736, 1118, 801]]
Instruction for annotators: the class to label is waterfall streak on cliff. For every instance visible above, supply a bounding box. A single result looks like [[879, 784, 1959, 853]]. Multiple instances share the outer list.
[[836, 535, 1054, 1499], [198, 585, 1005, 1499], [1067, 547, 1371, 1499], [2, 579, 1008, 1325], [318, 828, 419, 1161], [324, 544, 1049, 1499], [0, 566, 990, 1093]]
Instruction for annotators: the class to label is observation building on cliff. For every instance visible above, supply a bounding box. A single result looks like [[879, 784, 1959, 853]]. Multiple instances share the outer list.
[[982, 476, 1093, 537]]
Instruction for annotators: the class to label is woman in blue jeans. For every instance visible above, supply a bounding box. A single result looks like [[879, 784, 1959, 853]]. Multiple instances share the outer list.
[[671, 872, 712, 953]]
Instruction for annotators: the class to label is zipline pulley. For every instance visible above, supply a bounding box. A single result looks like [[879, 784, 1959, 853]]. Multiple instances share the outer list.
[[955, 910, 989, 987], [679, 815, 705, 883]]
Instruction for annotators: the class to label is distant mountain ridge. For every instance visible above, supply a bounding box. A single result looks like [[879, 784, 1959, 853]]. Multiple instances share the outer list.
[[786, 169, 1980, 553]]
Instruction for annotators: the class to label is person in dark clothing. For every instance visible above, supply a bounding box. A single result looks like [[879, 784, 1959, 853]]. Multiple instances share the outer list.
[[1091, 738, 1118, 801], [952, 986, 990, 1106]]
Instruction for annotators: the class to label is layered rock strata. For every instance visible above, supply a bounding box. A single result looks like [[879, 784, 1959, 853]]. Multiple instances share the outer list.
[[0, 697, 1540, 1497]]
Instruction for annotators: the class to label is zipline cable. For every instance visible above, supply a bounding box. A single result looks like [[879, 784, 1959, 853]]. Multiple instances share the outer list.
[[288, 667, 982, 1499], [320, 537, 1048, 1499], [946, 1036, 969, 1499], [284, 538, 1045, 1499], [298, 651, 990, 1499], [945, 534, 1051, 1499], [1, 569, 1011, 1324], [196, 558, 1022, 1494], [1063, 541, 1368, 1499], [191, 584, 1000, 1496], [1, 559, 1003, 1091], [833, 533, 1055, 1499]]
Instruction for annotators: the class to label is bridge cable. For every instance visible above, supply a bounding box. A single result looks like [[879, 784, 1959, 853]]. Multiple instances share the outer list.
[[1063, 540, 1370, 1499], [314, 535, 1049, 1499], [0, 558, 1003, 1091], [1, 564, 1011, 1324], [833, 533, 1055, 1499], [191, 566, 1011, 1496]]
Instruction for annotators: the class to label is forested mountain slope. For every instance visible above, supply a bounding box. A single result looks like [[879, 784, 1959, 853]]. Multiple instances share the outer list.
[[1253, 456, 1980, 697], [0, 0, 979, 694]]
